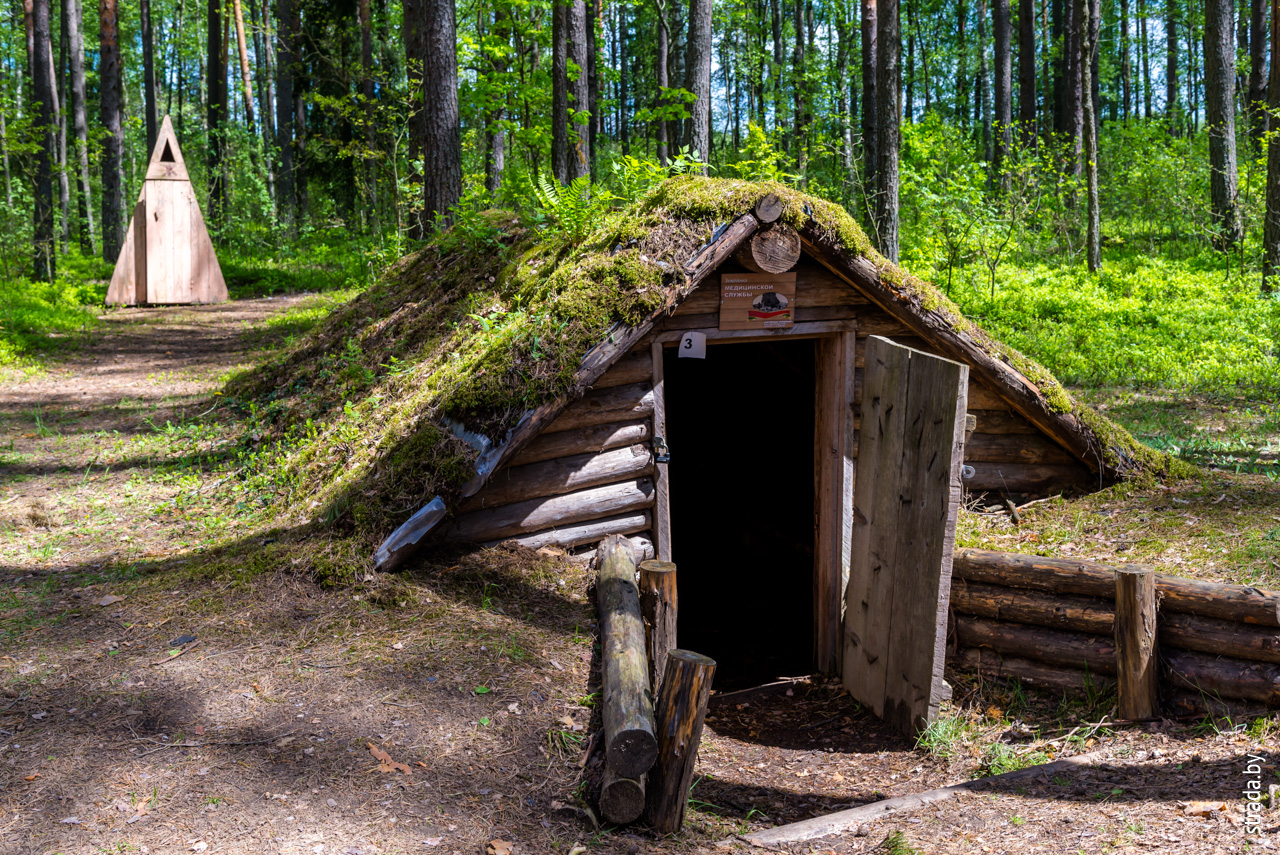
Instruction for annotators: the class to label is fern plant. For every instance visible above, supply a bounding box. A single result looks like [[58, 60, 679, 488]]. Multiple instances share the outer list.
[[533, 176, 612, 244]]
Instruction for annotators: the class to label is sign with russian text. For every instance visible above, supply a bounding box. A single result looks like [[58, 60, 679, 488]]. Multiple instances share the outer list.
[[719, 273, 796, 331]]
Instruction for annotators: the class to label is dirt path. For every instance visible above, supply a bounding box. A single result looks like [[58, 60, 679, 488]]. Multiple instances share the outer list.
[[0, 303, 1273, 855]]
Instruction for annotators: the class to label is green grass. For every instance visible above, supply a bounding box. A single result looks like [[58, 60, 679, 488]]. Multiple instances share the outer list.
[[0, 252, 108, 370], [948, 251, 1280, 395]]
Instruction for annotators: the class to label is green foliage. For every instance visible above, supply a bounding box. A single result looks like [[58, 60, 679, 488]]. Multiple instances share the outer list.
[[531, 176, 614, 243], [727, 123, 797, 183], [0, 251, 106, 371]]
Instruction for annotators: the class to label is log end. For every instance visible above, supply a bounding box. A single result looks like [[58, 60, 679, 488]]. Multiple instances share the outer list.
[[606, 729, 659, 779], [754, 192, 784, 223], [599, 773, 646, 824]]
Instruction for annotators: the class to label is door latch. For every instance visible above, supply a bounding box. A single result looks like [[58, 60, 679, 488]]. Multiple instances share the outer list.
[[653, 435, 671, 464]]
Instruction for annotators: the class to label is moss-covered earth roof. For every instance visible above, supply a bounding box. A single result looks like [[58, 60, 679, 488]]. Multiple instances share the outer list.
[[226, 177, 1188, 549]]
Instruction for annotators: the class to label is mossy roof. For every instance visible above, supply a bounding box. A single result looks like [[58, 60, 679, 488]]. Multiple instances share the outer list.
[[227, 177, 1187, 558]]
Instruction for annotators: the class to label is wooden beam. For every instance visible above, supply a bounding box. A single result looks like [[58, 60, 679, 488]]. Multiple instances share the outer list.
[[650, 342, 672, 561], [478, 511, 651, 551], [445, 478, 654, 543], [813, 330, 855, 675], [461, 444, 653, 511], [543, 383, 655, 434], [646, 650, 716, 834], [508, 419, 650, 467], [954, 615, 1118, 675], [1115, 567, 1160, 719], [639, 560, 678, 693]]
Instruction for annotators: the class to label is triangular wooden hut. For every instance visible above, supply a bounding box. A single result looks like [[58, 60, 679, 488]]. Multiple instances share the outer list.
[[106, 115, 228, 306]]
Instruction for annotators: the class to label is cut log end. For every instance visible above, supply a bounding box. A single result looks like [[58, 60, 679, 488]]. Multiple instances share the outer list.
[[599, 769, 646, 824], [754, 192, 784, 223], [606, 730, 660, 780], [733, 224, 802, 274]]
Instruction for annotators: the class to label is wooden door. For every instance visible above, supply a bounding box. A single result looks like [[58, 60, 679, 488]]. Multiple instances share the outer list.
[[842, 335, 969, 736]]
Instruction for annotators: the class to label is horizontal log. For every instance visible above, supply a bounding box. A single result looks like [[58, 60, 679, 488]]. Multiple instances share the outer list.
[[544, 383, 654, 434], [965, 382, 1011, 410], [594, 351, 653, 389], [1163, 648, 1280, 705], [1160, 612, 1280, 665], [950, 580, 1115, 634], [481, 511, 651, 551], [463, 444, 654, 510], [963, 462, 1096, 493], [650, 319, 857, 343], [508, 419, 651, 467], [954, 549, 1280, 627], [963, 433, 1079, 465], [446, 478, 655, 543], [954, 615, 1118, 675], [953, 647, 1117, 692], [733, 223, 802, 273], [966, 409, 1038, 435]]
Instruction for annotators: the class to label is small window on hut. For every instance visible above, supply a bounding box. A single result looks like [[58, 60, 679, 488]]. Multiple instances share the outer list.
[[663, 338, 816, 690], [160, 141, 176, 162]]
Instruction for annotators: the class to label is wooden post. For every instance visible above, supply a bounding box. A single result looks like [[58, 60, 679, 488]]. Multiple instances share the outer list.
[[595, 535, 659, 778], [1115, 566, 1160, 719], [599, 767, 646, 824], [638, 560, 677, 693], [646, 649, 716, 834], [650, 341, 672, 561]]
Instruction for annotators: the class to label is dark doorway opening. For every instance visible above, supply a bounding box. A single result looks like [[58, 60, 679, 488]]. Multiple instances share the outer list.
[[663, 338, 816, 690]]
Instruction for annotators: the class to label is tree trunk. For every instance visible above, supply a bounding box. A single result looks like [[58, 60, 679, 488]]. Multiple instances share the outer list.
[[875, 0, 900, 260], [207, 0, 227, 226], [423, 0, 461, 226], [905, 0, 914, 121], [655, 7, 670, 166], [684, 0, 712, 167], [1063, 0, 1081, 179], [862, 0, 878, 196], [1120, 0, 1130, 120], [771, 0, 784, 134], [31, 0, 56, 280], [1166, 0, 1179, 127], [552, 0, 569, 180], [358, 0, 377, 229], [1018, 0, 1036, 136], [485, 4, 509, 195], [1205, 0, 1242, 248], [836, 0, 854, 193], [64, 0, 94, 254], [1139, 0, 1151, 117], [1080, 0, 1100, 269], [256, 0, 276, 204], [793, 0, 808, 164], [141, 0, 158, 150], [977, 0, 991, 161], [619, 2, 629, 152], [232, 0, 256, 133], [99, 0, 124, 263], [1051, 0, 1062, 130], [1248, 0, 1267, 142], [993, 0, 1012, 175], [1264, 0, 1280, 290], [53, 22, 70, 253], [276, 0, 296, 235], [566, 0, 591, 180]]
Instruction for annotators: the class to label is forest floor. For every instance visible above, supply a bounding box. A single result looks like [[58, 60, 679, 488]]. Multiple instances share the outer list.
[[0, 299, 1276, 855]]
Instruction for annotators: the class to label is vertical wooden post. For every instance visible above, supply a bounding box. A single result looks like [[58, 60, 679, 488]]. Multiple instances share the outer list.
[[646, 649, 716, 834], [639, 559, 677, 694], [1115, 566, 1160, 719], [650, 341, 672, 561], [596, 535, 659, 777]]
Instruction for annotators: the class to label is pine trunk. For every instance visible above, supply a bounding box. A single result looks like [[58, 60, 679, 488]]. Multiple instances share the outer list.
[[98, 0, 124, 262], [1166, 0, 1179, 127], [64, 0, 95, 254], [1264, 0, 1280, 289], [567, 0, 591, 180], [1080, 0, 1100, 269], [1248, 0, 1267, 142], [1120, 0, 1130, 120], [276, 0, 297, 235], [232, 0, 256, 133], [552, 0, 569, 180], [207, 0, 227, 225], [862, 0, 878, 196], [993, 0, 1012, 174], [875, 0, 900, 260], [422, 0, 461, 226], [31, 0, 56, 280], [1018, 0, 1036, 135], [684, 0, 712, 167], [141, 0, 158, 149], [1205, 0, 1242, 248]]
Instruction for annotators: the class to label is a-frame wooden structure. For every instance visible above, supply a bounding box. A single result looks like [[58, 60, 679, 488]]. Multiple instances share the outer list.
[[106, 115, 228, 306]]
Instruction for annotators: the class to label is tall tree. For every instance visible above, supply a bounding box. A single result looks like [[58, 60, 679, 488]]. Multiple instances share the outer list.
[[771, 0, 784, 133], [862, 0, 878, 196], [1120, 0, 1131, 119], [276, 0, 297, 234], [1018, 0, 1036, 135], [31, 0, 56, 280], [567, 0, 591, 179], [207, 0, 227, 224], [64, 0, 94, 254], [1263, 0, 1280, 289], [141, 0, 158, 150], [654, 0, 671, 165], [792, 0, 807, 167], [552, 0, 569, 179], [1166, 0, 1179, 126], [1140, 0, 1152, 117], [684, 0, 712, 166], [485, 3, 509, 194], [422, 0, 461, 225], [1204, 0, 1242, 246], [232, 0, 256, 132], [875, 0, 900, 259], [957, 0, 968, 124], [358, 0, 377, 226], [1063, 0, 1082, 176], [1248, 0, 1267, 141], [993, 0, 1012, 172], [976, 0, 990, 162], [99, 0, 124, 263], [1079, 0, 1100, 269]]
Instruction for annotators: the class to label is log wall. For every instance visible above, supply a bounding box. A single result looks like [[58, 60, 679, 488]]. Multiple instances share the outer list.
[[949, 548, 1280, 707]]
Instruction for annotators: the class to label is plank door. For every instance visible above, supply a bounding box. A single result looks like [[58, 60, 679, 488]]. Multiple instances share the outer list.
[[842, 335, 969, 736]]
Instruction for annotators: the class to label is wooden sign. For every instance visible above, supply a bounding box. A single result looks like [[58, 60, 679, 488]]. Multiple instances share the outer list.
[[719, 273, 796, 331]]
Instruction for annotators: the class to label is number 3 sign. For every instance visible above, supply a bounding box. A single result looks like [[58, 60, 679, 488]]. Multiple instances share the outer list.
[[678, 331, 707, 359]]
